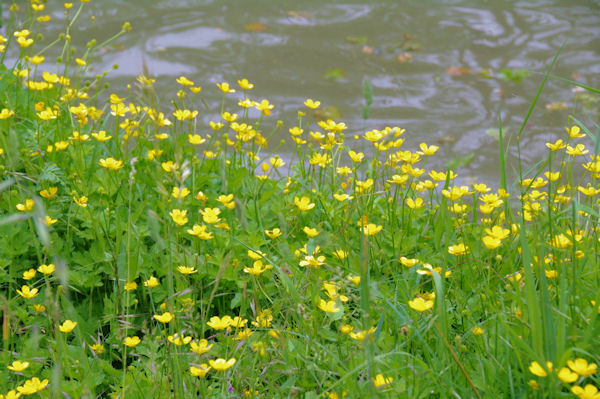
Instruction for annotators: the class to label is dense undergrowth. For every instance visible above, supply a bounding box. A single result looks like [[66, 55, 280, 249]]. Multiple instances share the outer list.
[[0, 2, 599, 398]]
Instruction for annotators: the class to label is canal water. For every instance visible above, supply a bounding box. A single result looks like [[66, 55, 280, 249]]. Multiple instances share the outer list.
[[5, 1, 600, 184]]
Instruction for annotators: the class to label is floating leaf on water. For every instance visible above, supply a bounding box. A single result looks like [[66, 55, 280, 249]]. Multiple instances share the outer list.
[[478, 68, 492, 79], [396, 53, 413, 63], [446, 152, 475, 170], [437, 135, 456, 144], [361, 46, 375, 55], [402, 41, 421, 51], [285, 10, 313, 19], [545, 101, 568, 111], [345, 36, 367, 45], [323, 68, 345, 80], [314, 105, 341, 121], [485, 128, 502, 141], [244, 22, 268, 32], [499, 68, 530, 83], [446, 67, 473, 76]]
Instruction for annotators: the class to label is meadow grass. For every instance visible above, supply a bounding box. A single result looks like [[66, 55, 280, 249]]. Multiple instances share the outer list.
[[0, 2, 599, 398]]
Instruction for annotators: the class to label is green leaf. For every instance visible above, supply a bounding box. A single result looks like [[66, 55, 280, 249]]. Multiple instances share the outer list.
[[323, 68, 345, 80]]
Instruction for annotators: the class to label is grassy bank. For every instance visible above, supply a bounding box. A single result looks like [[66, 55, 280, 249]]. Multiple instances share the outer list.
[[0, 2, 599, 398]]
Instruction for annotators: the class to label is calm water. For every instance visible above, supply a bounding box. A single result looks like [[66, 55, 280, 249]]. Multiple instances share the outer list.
[[5, 1, 600, 184]]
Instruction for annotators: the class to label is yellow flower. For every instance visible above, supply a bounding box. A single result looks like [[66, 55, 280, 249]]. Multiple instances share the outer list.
[[238, 78, 254, 90], [33, 304, 46, 313], [177, 265, 197, 275], [529, 361, 552, 377], [400, 257, 419, 268], [123, 336, 141, 347], [0, 108, 15, 119], [348, 150, 364, 163], [190, 339, 213, 355], [90, 343, 104, 354], [566, 144, 589, 156], [73, 196, 88, 207], [571, 385, 600, 399], [16, 377, 49, 395], [372, 373, 393, 388], [294, 196, 315, 211], [472, 327, 484, 336], [265, 228, 282, 239], [303, 226, 320, 238], [363, 129, 384, 142], [173, 109, 198, 121], [217, 82, 235, 93], [153, 312, 174, 323], [578, 186, 600, 196], [168, 333, 192, 346], [299, 255, 326, 268], [169, 209, 188, 226], [244, 260, 271, 276], [92, 130, 112, 143], [16, 199, 35, 212], [248, 250, 266, 260], [209, 358, 236, 371], [143, 276, 160, 288], [59, 320, 77, 333], [568, 358, 597, 377], [361, 223, 382, 236], [207, 315, 232, 330], [188, 134, 206, 145], [17, 285, 39, 299], [318, 299, 341, 313], [124, 281, 137, 290], [230, 316, 248, 328], [448, 243, 469, 255], [549, 233, 571, 249], [17, 36, 34, 47], [38, 263, 55, 274], [347, 275, 360, 285], [187, 224, 214, 240], [40, 187, 58, 199], [161, 161, 178, 172], [558, 367, 579, 383], [482, 236, 502, 250], [304, 99, 321, 109], [269, 156, 285, 168], [40, 215, 58, 226], [23, 268, 37, 280], [216, 194, 235, 209], [406, 198, 424, 210], [388, 174, 409, 185], [176, 76, 194, 86], [408, 297, 434, 312], [546, 139, 567, 151], [417, 143, 439, 155], [198, 207, 221, 224], [234, 328, 254, 340], [190, 364, 211, 378], [7, 360, 30, 372], [172, 187, 190, 199], [567, 125, 585, 139], [255, 99, 274, 115]]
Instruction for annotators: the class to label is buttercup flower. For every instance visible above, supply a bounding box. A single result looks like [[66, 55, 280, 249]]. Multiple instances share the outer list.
[[59, 320, 78, 333], [154, 312, 174, 323], [7, 360, 30, 372], [209, 358, 236, 371], [124, 336, 141, 347]]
